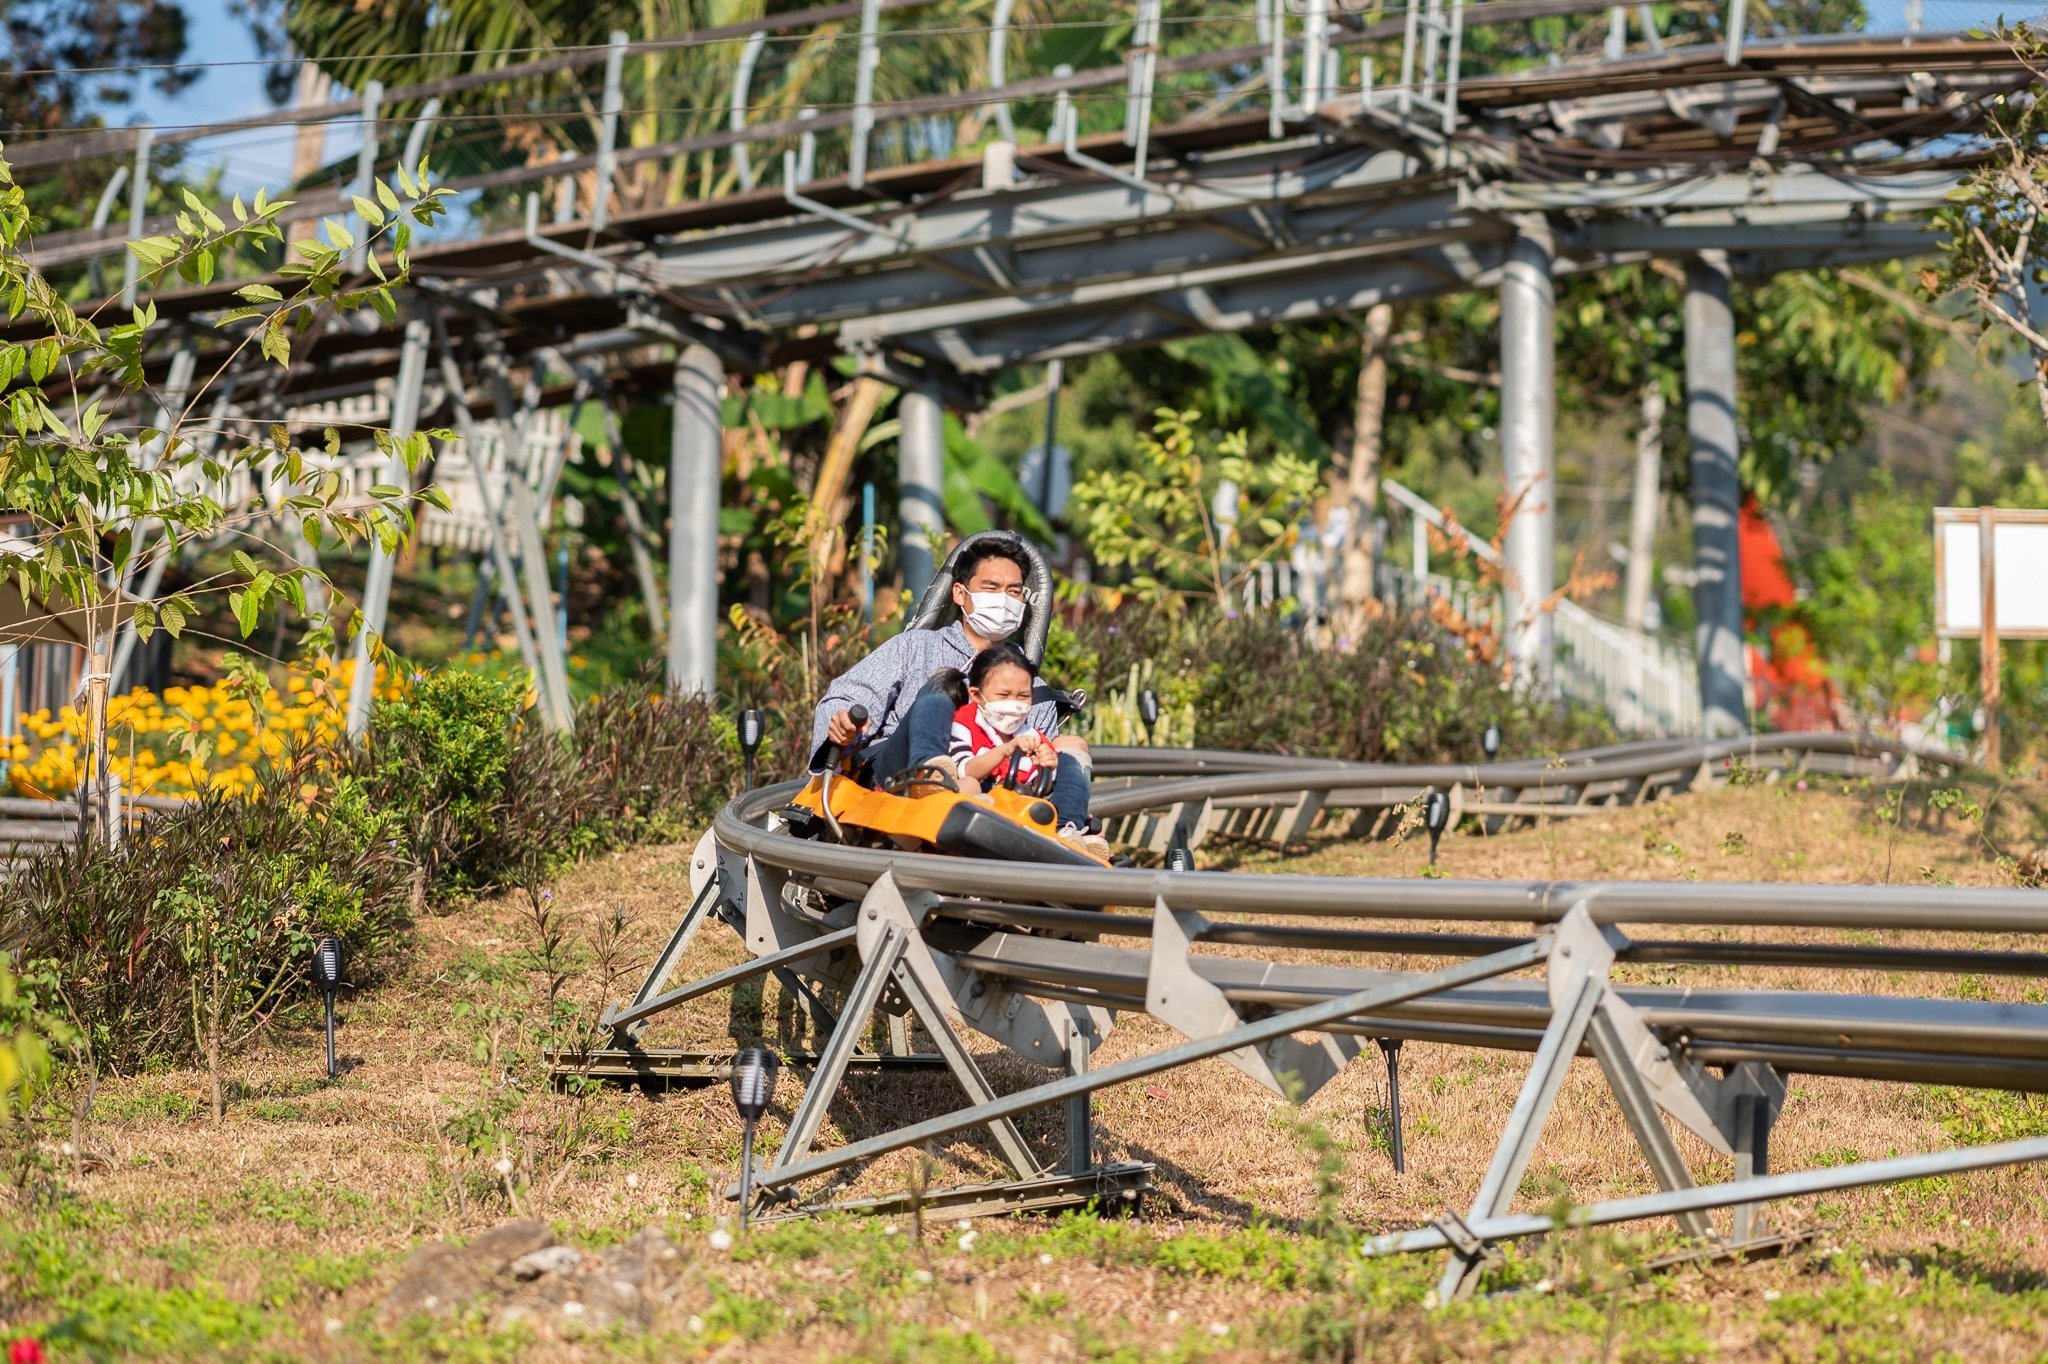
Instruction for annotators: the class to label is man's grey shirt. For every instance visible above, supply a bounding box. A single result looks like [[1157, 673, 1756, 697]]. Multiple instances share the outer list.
[[810, 622, 1061, 767]]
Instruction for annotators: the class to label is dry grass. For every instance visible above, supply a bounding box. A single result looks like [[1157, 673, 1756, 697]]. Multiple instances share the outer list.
[[7, 778, 2048, 1361]]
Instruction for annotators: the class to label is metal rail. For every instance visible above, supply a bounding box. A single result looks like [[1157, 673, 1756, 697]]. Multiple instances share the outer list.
[[587, 730, 2048, 1299]]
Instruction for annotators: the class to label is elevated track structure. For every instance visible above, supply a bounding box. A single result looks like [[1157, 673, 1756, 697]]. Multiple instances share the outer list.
[[2, 1, 2036, 738], [582, 731, 2048, 1301]]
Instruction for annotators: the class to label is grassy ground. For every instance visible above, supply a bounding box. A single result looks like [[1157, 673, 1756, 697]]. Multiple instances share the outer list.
[[6, 777, 2048, 1361]]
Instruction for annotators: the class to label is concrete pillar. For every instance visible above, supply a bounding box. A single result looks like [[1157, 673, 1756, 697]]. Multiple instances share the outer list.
[[898, 384, 946, 598], [1684, 252, 1748, 736], [1498, 223, 1556, 683], [669, 344, 724, 696]]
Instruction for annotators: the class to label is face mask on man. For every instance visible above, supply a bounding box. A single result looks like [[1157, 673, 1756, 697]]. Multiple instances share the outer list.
[[981, 699, 1032, 736], [964, 591, 1025, 641]]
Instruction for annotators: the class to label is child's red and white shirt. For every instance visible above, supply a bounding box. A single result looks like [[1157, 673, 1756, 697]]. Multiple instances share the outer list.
[[949, 703, 1043, 791]]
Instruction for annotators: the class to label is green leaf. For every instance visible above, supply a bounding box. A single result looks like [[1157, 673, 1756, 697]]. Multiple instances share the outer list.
[[231, 550, 261, 579], [236, 283, 284, 303], [419, 485, 453, 513], [158, 598, 188, 639], [374, 178, 402, 213], [226, 589, 251, 637], [259, 326, 292, 368], [352, 195, 387, 228], [132, 605, 156, 643]]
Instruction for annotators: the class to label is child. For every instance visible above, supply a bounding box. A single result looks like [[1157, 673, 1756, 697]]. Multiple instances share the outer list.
[[943, 643, 1060, 792]]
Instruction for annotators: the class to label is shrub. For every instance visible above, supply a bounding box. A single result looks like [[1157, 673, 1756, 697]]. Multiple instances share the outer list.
[[355, 670, 526, 893], [574, 666, 741, 842], [1064, 608, 1609, 762], [2, 751, 411, 1078]]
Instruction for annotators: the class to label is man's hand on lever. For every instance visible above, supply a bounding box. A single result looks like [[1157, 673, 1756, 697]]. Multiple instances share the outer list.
[[824, 707, 869, 750]]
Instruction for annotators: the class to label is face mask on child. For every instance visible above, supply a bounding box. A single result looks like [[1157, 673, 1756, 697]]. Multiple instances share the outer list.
[[981, 699, 1031, 735], [964, 592, 1025, 641]]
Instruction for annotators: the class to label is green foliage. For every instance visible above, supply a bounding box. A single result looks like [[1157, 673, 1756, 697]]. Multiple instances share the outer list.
[[1070, 407, 1320, 610], [0, 148, 453, 674], [1, 752, 412, 1076], [1070, 610, 1607, 764], [1935, 26, 2048, 429], [1797, 472, 1954, 727], [360, 670, 526, 891]]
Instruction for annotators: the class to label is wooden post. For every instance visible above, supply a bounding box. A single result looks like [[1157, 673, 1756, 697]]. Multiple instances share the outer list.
[[1979, 505, 2000, 769]]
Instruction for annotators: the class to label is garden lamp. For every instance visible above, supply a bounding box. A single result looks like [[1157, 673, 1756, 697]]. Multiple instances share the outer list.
[[739, 709, 766, 791], [310, 936, 346, 1081], [1482, 722, 1501, 762], [1376, 1038, 1406, 1174], [1423, 788, 1450, 868], [1166, 825, 1194, 873], [730, 1046, 780, 1230], [1139, 688, 1160, 743]]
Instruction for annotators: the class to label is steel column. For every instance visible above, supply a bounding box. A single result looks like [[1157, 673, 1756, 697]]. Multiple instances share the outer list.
[[1684, 252, 1747, 737], [345, 313, 429, 739], [1499, 221, 1555, 684], [897, 383, 946, 598], [669, 344, 724, 696]]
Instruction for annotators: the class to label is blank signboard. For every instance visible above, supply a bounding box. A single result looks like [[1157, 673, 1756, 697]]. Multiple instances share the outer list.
[[1934, 509, 2048, 639]]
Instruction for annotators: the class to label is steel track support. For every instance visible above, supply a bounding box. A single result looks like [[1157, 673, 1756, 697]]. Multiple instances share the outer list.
[[429, 315, 548, 696], [758, 937, 1550, 1195], [1436, 912, 1603, 1303], [1499, 219, 1555, 686], [482, 345, 576, 732], [1587, 1006, 1716, 1243], [346, 312, 430, 739], [669, 344, 723, 696], [1686, 251, 1748, 736], [889, 945, 1042, 1181], [771, 923, 909, 1179], [1067, 1022, 1093, 1177]]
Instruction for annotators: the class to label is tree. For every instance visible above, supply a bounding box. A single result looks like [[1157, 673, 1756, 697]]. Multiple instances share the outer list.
[[1069, 407, 1319, 612], [1934, 23, 2048, 427], [2, 0, 197, 228], [0, 148, 453, 838]]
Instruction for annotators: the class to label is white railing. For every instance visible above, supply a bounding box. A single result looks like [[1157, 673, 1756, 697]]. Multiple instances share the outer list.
[[1380, 478, 1699, 737]]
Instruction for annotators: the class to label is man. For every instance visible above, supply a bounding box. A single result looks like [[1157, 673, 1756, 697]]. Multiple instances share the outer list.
[[811, 535, 1101, 853]]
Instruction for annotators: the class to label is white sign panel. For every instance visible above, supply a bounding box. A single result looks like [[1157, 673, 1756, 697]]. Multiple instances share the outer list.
[[1934, 508, 2048, 639]]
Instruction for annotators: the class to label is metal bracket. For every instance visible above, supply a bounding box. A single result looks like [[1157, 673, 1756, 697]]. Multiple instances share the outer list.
[[783, 152, 908, 247], [1147, 895, 1359, 1099], [1552, 909, 1734, 1156]]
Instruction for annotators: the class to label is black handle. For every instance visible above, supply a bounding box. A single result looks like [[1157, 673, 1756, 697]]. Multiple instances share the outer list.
[[815, 704, 870, 772]]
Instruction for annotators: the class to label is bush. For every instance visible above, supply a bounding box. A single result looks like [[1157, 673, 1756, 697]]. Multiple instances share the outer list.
[[353, 665, 744, 899], [2, 751, 411, 1078], [355, 670, 526, 893], [574, 666, 741, 842], [1063, 608, 1610, 762]]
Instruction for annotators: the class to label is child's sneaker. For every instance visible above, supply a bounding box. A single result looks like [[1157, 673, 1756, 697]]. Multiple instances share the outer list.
[[903, 755, 960, 799], [1058, 823, 1112, 859]]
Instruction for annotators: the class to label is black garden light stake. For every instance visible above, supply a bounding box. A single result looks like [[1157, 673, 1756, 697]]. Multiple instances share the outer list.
[[1139, 688, 1160, 744], [1377, 1037, 1406, 1173], [1423, 788, 1450, 868], [311, 935, 346, 1081], [730, 1046, 780, 1230], [1482, 721, 1501, 762], [739, 709, 766, 791], [1165, 826, 1194, 873]]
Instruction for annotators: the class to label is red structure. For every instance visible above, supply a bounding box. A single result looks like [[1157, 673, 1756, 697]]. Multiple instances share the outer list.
[[1740, 496, 1837, 731]]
